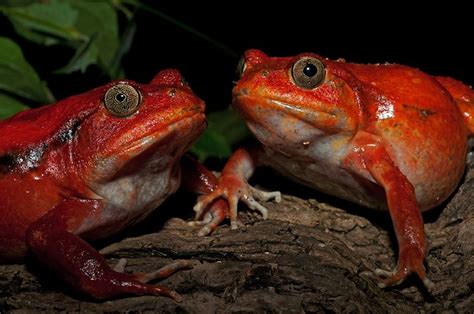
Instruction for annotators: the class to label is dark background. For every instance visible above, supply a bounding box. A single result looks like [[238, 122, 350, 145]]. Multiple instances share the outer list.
[[2, 2, 473, 112], [126, 2, 474, 112]]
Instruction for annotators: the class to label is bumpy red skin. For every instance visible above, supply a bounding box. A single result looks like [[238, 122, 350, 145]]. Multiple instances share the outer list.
[[0, 70, 221, 300], [196, 49, 474, 289]]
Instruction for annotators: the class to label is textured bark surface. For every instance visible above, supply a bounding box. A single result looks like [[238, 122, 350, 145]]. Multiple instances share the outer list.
[[1, 164, 473, 313]]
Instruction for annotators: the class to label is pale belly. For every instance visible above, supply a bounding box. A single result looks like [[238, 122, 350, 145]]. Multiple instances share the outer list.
[[261, 147, 388, 210]]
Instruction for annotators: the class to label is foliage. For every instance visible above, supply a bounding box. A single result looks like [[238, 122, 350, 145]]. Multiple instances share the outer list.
[[191, 108, 250, 161], [0, 36, 52, 118], [0, 0, 125, 117]]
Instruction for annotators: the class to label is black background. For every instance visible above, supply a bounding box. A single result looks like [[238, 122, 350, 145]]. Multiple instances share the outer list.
[[126, 2, 474, 112], [2, 2, 473, 112]]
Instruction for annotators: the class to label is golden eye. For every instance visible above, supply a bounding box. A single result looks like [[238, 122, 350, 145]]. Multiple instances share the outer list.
[[104, 84, 141, 117], [291, 57, 326, 89]]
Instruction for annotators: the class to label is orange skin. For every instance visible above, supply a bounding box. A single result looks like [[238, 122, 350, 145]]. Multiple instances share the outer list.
[[195, 50, 474, 290], [0, 69, 224, 300]]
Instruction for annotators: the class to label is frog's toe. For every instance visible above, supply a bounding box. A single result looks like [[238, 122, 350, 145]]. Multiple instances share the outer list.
[[374, 267, 409, 288], [374, 265, 433, 291], [250, 186, 281, 203], [243, 186, 282, 219], [193, 191, 223, 219], [135, 260, 193, 283], [113, 258, 128, 273], [423, 276, 435, 291], [187, 213, 212, 227], [242, 195, 269, 219], [374, 268, 395, 278], [149, 284, 183, 302], [189, 200, 229, 236], [374, 267, 406, 288], [197, 219, 218, 237]]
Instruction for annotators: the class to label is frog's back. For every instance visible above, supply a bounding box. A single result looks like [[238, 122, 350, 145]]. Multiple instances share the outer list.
[[0, 89, 101, 156], [0, 92, 100, 262], [345, 62, 473, 135], [346, 63, 469, 209]]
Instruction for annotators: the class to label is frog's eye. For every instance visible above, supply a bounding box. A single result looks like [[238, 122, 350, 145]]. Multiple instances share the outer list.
[[104, 84, 141, 117], [236, 55, 247, 78], [291, 57, 326, 89]]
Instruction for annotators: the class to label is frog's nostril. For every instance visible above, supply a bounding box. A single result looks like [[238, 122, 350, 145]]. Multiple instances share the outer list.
[[168, 88, 176, 97]]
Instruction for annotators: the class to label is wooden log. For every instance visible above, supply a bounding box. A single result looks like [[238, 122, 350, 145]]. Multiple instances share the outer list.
[[1, 165, 472, 312]]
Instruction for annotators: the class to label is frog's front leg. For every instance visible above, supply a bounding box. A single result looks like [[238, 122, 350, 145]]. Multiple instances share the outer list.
[[25, 199, 190, 301], [181, 155, 231, 236], [351, 140, 433, 290], [191, 148, 281, 230]]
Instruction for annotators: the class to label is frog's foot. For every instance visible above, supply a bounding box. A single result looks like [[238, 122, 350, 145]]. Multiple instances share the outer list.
[[111, 258, 192, 302], [374, 268, 434, 291], [374, 248, 434, 292], [193, 176, 281, 230], [188, 199, 238, 236]]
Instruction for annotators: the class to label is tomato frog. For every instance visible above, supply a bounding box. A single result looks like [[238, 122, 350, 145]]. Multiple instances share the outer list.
[[0, 69, 226, 301], [194, 50, 474, 290]]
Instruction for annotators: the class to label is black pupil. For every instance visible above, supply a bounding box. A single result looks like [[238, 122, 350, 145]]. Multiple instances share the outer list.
[[115, 93, 126, 102], [303, 63, 318, 77]]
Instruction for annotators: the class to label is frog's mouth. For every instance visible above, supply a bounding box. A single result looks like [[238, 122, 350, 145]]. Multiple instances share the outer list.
[[232, 90, 341, 132], [91, 112, 206, 183]]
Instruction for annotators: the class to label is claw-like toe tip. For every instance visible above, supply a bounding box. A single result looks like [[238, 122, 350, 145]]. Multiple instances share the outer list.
[[374, 268, 392, 277], [169, 290, 183, 303], [423, 277, 435, 291], [187, 221, 202, 227], [198, 226, 212, 237], [231, 221, 239, 230], [377, 282, 387, 289]]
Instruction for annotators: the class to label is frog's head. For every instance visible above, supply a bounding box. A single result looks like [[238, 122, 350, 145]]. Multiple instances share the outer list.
[[233, 49, 360, 149], [68, 70, 206, 203]]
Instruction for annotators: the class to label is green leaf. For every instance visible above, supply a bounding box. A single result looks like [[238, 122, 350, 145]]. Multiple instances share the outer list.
[[0, 92, 29, 120], [67, 0, 119, 76], [109, 18, 136, 78], [191, 109, 250, 161], [56, 32, 98, 74], [1, 0, 120, 76], [0, 0, 36, 6], [1, 0, 83, 46], [0, 36, 53, 103]]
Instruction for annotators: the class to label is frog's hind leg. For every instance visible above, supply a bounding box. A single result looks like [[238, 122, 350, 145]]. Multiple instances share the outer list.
[[26, 199, 190, 301]]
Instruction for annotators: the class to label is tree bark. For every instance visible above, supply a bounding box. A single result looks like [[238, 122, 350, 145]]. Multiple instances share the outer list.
[[1, 164, 473, 313]]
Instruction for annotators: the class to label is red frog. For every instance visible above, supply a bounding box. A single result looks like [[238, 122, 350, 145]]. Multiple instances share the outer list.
[[194, 50, 474, 289], [0, 69, 225, 301]]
